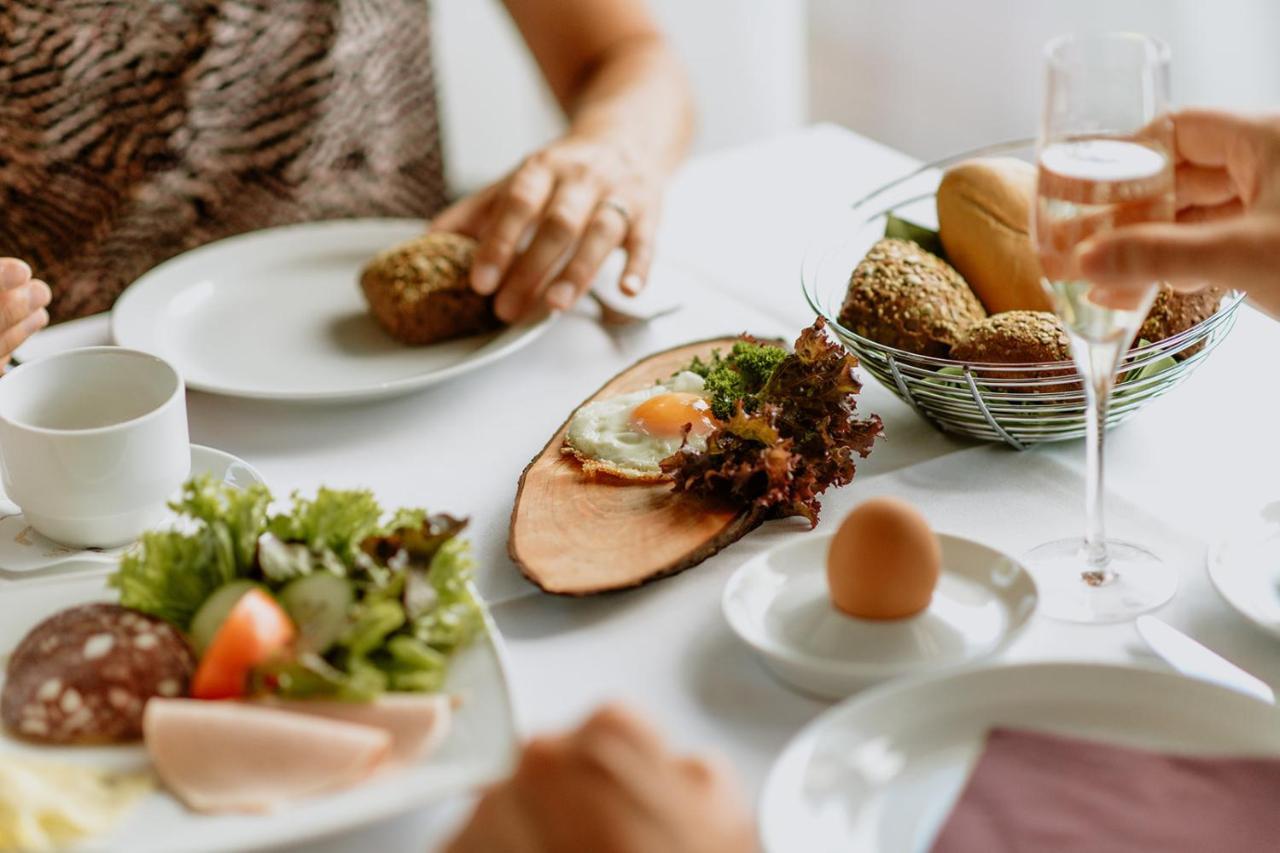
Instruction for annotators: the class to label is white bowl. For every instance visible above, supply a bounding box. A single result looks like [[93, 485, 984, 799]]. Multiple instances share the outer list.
[[722, 532, 1037, 699]]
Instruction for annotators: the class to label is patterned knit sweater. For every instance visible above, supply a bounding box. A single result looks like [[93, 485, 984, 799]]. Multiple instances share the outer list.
[[0, 0, 449, 321]]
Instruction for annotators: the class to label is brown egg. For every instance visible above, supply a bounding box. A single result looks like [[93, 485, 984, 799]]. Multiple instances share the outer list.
[[827, 497, 941, 620]]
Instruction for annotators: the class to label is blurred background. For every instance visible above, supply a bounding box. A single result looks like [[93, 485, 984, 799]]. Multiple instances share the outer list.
[[435, 0, 1280, 191]]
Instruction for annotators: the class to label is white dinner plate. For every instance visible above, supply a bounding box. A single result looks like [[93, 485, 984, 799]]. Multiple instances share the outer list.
[[0, 444, 265, 580], [1207, 501, 1280, 640], [0, 570, 517, 853], [723, 533, 1037, 699], [760, 662, 1280, 853], [110, 219, 556, 403]]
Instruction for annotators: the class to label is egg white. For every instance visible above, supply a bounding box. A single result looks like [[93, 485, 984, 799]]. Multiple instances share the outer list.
[[563, 371, 712, 481]]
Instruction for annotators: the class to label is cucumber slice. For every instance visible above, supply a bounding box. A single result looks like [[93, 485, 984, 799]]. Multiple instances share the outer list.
[[190, 580, 259, 655], [279, 574, 353, 654]]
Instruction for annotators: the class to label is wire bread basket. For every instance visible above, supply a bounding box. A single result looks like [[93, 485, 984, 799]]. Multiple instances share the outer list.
[[802, 140, 1245, 450]]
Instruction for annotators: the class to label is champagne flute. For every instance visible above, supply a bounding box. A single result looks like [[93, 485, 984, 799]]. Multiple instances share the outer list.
[[1026, 32, 1175, 623]]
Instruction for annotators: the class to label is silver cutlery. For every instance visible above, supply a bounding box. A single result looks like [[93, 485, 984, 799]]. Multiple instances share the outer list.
[[1136, 615, 1275, 705]]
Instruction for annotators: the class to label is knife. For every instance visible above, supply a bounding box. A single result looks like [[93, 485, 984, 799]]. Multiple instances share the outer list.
[[1136, 615, 1275, 705]]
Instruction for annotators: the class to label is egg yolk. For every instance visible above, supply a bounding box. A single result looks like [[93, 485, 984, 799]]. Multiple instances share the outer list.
[[630, 393, 717, 437]]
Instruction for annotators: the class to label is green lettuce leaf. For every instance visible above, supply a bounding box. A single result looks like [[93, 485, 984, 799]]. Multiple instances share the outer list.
[[266, 487, 383, 564], [171, 475, 271, 573], [411, 537, 483, 654], [884, 213, 947, 259], [110, 527, 235, 629]]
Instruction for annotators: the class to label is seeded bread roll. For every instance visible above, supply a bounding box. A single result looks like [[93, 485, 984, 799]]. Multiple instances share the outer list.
[[937, 158, 1053, 314], [1138, 284, 1226, 359], [952, 311, 1077, 393], [840, 238, 987, 358], [360, 232, 501, 345]]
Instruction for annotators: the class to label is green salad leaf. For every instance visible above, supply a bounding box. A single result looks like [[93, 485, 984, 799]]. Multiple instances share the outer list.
[[884, 213, 948, 259], [110, 528, 233, 628], [1122, 340, 1177, 386], [110, 475, 484, 700], [265, 487, 384, 565]]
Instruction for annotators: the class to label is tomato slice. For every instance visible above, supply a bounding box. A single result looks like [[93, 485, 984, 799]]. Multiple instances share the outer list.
[[191, 588, 296, 700]]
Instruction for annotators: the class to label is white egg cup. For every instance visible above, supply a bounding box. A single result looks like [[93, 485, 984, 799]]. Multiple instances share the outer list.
[[723, 532, 1038, 700]]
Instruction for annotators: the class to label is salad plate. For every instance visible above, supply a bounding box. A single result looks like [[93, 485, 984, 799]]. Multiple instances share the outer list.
[[0, 567, 518, 852], [111, 219, 556, 403], [760, 662, 1280, 853], [723, 533, 1036, 698], [0, 444, 264, 580]]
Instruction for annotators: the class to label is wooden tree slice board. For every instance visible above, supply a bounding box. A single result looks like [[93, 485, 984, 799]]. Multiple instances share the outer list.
[[509, 337, 765, 596]]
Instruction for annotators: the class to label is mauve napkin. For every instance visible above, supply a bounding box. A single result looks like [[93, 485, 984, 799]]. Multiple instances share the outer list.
[[930, 727, 1280, 853]]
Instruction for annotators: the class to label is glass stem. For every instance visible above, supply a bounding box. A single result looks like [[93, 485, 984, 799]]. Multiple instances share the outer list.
[[1080, 338, 1122, 584]]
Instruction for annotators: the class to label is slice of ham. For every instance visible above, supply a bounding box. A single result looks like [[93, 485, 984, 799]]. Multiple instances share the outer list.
[[252, 693, 453, 764], [144, 699, 390, 813]]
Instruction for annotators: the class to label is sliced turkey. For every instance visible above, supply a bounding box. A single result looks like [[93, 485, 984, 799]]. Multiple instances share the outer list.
[[143, 699, 390, 813], [253, 693, 453, 764]]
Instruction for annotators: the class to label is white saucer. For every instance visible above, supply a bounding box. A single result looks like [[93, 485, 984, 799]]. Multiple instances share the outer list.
[[0, 444, 265, 579], [760, 662, 1280, 853], [1208, 502, 1280, 640], [111, 219, 556, 403], [722, 532, 1037, 699]]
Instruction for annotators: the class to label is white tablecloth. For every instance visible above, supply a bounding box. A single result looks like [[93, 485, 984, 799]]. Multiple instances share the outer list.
[[16, 124, 1280, 852]]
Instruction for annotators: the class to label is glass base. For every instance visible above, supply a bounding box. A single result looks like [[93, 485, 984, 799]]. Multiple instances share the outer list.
[[1024, 537, 1175, 624]]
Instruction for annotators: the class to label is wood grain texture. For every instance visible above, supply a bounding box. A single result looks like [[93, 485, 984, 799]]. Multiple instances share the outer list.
[[509, 338, 764, 596]]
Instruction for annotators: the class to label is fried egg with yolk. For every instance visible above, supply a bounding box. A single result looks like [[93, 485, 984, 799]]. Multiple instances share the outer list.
[[563, 371, 717, 481]]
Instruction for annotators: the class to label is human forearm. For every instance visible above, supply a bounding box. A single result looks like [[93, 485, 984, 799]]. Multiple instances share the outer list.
[[565, 34, 694, 178], [434, 0, 695, 320]]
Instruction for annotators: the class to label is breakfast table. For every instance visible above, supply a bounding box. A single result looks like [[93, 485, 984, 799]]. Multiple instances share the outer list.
[[16, 123, 1280, 851]]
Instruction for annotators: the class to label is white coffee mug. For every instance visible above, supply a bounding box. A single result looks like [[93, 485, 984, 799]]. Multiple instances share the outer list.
[[0, 347, 191, 548]]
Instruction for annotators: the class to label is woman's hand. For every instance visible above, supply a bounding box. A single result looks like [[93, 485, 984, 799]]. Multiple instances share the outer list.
[[1077, 109, 1280, 319], [445, 704, 757, 853], [431, 134, 663, 323], [0, 259, 51, 369]]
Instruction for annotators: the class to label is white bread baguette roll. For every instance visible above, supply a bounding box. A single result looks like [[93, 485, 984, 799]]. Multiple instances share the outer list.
[[936, 158, 1053, 314]]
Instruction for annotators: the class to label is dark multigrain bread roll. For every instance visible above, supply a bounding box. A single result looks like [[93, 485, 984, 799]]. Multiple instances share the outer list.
[[360, 232, 502, 345], [952, 310, 1078, 393], [1138, 284, 1226, 359], [2, 604, 195, 744], [839, 238, 987, 358]]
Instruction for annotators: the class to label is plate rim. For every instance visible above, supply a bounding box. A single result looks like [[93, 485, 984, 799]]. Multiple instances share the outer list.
[[721, 531, 1039, 678], [758, 660, 1280, 853], [109, 218, 556, 403]]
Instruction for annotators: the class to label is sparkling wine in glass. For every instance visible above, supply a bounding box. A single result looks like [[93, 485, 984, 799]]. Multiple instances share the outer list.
[[1026, 33, 1176, 623]]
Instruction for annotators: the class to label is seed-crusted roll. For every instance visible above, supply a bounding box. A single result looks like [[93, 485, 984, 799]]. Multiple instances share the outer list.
[[952, 310, 1077, 393], [1138, 284, 1226, 359], [360, 232, 502, 345], [839, 238, 987, 358]]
